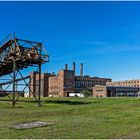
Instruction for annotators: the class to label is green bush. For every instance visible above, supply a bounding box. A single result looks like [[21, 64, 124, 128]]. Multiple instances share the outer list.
[[81, 89, 92, 97]]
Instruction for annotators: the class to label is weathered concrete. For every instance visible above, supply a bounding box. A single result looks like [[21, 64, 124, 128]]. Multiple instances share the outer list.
[[11, 121, 53, 129]]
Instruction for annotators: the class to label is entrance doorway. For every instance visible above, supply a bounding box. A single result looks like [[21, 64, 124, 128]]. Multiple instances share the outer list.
[[107, 90, 112, 97]]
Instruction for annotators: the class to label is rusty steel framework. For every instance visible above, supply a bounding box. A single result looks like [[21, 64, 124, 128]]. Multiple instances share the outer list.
[[0, 34, 49, 107]]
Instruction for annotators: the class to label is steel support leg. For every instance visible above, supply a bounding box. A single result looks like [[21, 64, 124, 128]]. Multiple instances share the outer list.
[[12, 60, 16, 107], [38, 63, 41, 107]]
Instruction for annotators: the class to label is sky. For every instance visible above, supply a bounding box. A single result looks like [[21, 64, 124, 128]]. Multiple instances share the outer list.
[[1, 1, 140, 81]]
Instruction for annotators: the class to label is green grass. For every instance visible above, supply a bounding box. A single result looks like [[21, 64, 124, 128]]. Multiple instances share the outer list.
[[0, 97, 140, 139]]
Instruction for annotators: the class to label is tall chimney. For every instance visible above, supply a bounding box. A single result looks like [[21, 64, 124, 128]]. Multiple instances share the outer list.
[[73, 62, 75, 75], [65, 64, 68, 70], [80, 63, 83, 76]]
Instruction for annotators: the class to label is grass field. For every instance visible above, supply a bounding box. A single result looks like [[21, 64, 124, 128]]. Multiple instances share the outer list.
[[0, 97, 140, 139]]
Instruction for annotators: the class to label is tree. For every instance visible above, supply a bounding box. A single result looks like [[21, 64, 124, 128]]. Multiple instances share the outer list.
[[81, 89, 92, 97]]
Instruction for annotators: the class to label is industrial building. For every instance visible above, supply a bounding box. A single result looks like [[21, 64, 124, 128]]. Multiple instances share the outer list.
[[93, 85, 140, 97], [30, 62, 111, 97], [48, 62, 111, 97], [106, 79, 140, 87], [30, 72, 55, 97], [28, 64, 140, 98]]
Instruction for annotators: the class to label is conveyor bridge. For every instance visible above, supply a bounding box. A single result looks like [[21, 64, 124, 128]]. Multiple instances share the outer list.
[[0, 34, 49, 107]]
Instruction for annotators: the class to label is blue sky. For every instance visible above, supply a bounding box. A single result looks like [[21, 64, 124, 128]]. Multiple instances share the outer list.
[[1, 1, 140, 81]]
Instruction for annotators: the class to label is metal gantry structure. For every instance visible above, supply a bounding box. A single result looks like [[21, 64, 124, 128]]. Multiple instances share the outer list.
[[0, 34, 49, 107]]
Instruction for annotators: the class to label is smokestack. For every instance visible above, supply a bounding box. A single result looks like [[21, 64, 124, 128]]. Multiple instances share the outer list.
[[80, 63, 83, 76], [65, 64, 68, 70], [73, 62, 75, 75]]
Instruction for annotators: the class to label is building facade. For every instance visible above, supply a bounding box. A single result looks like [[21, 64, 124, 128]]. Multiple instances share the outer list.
[[93, 85, 140, 97], [49, 70, 75, 97], [30, 62, 111, 97], [106, 79, 140, 87], [30, 72, 55, 97], [93, 85, 107, 97], [48, 62, 111, 97], [74, 76, 110, 93]]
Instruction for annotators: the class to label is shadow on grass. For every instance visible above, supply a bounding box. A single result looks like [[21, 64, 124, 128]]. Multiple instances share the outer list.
[[0, 98, 91, 105], [0, 99, 10, 101], [44, 100, 91, 105]]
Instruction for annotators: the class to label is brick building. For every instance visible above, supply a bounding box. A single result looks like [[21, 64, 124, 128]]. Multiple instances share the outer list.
[[48, 62, 111, 97], [74, 76, 110, 93], [30, 72, 55, 97], [93, 85, 107, 97], [30, 62, 111, 97], [106, 79, 140, 87], [49, 70, 75, 97], [93, 85, 140, 97]]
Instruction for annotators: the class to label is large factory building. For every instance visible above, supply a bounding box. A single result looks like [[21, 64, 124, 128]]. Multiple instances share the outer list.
[[30, 62, 111, 97], [48, 62, 111, 97], [29, 67, 140, 97]]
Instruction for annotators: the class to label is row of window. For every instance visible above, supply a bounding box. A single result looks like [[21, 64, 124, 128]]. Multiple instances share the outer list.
[[108, 84, 140, 87], [75, 81, 94, 88], [108, 81, 140, 85], [75, 77, 109, 81], [76, 77, 94, 81], [116, 92, 138, 96], [107, 84, 140, 87], [65, 72, 73, 78], [64, 82, 73, 89]]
